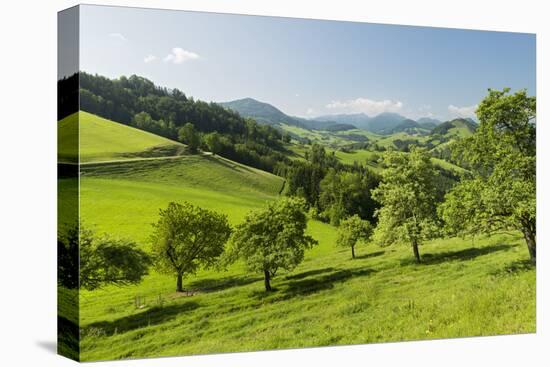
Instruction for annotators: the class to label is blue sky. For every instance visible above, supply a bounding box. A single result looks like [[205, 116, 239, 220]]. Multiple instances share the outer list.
[[80, 5, 535, 121]]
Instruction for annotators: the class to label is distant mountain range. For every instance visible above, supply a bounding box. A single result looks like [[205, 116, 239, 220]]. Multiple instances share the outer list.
[[220, 97, 476, 135], [220, 98, 353, 131]]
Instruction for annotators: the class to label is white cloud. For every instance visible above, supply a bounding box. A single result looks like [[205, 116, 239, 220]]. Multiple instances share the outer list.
[[163, 47, 200, 64], [448, 104, 478, 119], [144, 54, 158, 63], [108, 33, 127, 41], [306, 108, 315, 115], [326, 97, 403, 115]]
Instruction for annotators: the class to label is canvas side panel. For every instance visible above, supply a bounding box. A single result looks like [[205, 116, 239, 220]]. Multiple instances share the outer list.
[[57, 5, 80, 362]]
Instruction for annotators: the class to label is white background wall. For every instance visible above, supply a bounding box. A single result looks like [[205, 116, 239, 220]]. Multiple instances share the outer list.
[[0, 1, 547, 366]]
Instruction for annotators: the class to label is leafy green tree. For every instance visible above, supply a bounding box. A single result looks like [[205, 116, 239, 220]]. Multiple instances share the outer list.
[[227, 197, 318, 291], [371, 147, 439, 263], [132, 111, 154, 130], [337, 215, 373, 259], [178, 123, 201, 153], [151, 202, 231, 292], [319, 168, 380, 225], [440, 88, 536, 263], [204, 131, 222, 155], [58, 224, 151, 290]]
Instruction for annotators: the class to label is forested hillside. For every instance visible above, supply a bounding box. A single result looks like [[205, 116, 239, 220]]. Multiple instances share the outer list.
[[75, 72, 290, 172]]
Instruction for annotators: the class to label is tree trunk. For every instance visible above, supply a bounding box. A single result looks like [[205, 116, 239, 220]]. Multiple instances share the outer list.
[[351, 245, 355, 259], [412, 240, 421, 263], [523, 229, 536, 265], [176, 273, 183, 292], [264, 270, 272, 292]]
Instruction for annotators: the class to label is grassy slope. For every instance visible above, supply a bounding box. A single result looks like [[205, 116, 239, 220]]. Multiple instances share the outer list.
[[78, 155, 284, 243], [77, 111, 184, 163], [58, 112, 79, 163], [61, 114, 534, 361]]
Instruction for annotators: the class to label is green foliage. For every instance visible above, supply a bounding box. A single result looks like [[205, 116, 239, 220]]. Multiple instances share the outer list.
[[58, 224, 151, 290], [204, 131, 222, 155], [371, 147, 440, 263], [336, 215, 373, 258], [227, 197, 318, 291], [151, 202, 232, 292], [79, 72, 287, 172], [178, 123, 201, 153], [319, 168, 380, 225], [440, 88, 536, 262]]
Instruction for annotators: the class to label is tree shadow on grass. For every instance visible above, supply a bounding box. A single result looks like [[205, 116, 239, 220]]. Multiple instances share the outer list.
[[283, 268, 376, 298], [252, 267, 376, 301], [83, 301, 199, 337], [401, 243, 514, 266], [284, 267, 335, 281], [187, 275, 263, 293], [355, 250, 385, 260], [491, 259, 535, 277]]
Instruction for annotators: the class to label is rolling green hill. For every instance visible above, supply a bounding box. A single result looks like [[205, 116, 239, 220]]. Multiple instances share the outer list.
[[77, 112, 185, 162], [58, 112, 79, 163], [221, 98, 305, 127], [58, 112, 185, 163], [57, 111, 534, 361], [79, 155, 285, 244], [432, 118, 477, 137]]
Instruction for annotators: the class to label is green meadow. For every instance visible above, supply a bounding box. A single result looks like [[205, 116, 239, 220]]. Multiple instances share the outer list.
[[57, 112, 536, 361], [72, 111, 185, 163]]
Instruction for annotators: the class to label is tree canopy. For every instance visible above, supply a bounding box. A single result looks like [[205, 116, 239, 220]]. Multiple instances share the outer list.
[[79, 72, 288, 172], [178, 122, 201, 153], [227, 197, 317, 291], [440, 88, 536, 263], [151, 202, 232, 292], [58, 224, 151, 290], [371, 147, 440, 263], [336, 215, 373, 259]]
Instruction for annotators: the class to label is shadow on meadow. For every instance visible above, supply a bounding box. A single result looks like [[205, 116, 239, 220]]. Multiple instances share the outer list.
[[284, 267, 336, 281], [400, 243, 515, 266], [84, 301, 199, 337], [354, 250, 385, 260], [491, 259, 535, 277], [252, 266, 376, 301], [187, 275, 263, 293]]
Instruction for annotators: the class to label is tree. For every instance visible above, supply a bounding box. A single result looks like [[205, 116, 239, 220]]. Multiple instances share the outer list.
[[371, 147, 439, 263], [204, 131, 222, 155], [132, 111, 154, 130], [440, 88, 536, 263], [319, 168, 380, 225], [151, 202, 231, 292], [227, 197, 318, 291], [58, 224, 151, 290], [178, 123, 201, 153], [336, 215, 373, 259]]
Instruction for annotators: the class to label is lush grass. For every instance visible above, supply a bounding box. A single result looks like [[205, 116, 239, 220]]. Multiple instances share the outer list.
[[70, 155, 534, 361], [62, 113, 534, 361], [75, 112, 184, 163], [77, 218, 535, 360], [78, 154, 284, 243]]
